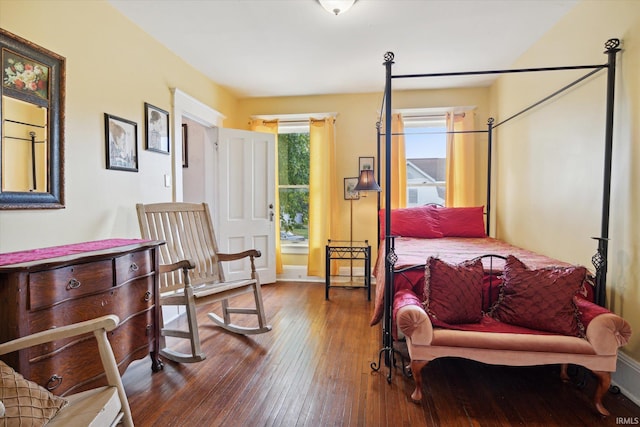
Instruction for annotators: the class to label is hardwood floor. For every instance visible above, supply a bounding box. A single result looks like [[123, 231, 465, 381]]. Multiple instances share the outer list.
[[122, 281, 640, 426]]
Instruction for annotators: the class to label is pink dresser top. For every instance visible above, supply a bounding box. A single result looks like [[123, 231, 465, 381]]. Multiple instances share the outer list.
[[0, 238, 151, 267]]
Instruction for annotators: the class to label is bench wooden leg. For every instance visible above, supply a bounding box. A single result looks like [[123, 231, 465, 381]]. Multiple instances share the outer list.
[[593, 370, 611, 417], [410, 360, 429, 402], [560, 363, 570, 382]]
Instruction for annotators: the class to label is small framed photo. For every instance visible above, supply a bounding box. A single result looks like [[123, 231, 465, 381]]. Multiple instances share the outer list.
[[359, 156, 375, 174], [182, 123, 188, 168], [105, 113, 138, 172], [344, 177, 360, 200], [144, 102, 170, 154]]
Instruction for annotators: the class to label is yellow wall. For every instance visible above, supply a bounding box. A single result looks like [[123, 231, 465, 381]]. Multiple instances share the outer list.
[[0, 0, 239, 252], [236, 87, 490, 263], [3, 0, 637, 366], [490, 0, 640, 361]]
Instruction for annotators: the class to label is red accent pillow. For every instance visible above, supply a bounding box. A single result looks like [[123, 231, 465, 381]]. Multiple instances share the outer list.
[[423, 257, 484, 324], [490, 256, 586, 337], [378, 206, 443, 240], [432, 206, 486, 237]]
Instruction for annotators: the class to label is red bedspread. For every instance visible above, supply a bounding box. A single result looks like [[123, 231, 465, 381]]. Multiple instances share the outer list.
[[370, 236, 585, 326]]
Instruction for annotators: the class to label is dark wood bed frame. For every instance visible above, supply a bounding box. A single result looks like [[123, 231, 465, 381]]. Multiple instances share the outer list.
[[372, 39, 622, 380]]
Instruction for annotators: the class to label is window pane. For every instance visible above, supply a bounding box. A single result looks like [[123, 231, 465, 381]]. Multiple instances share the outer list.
[[278, 133, 309, 186], [405, 125, 446, 206], [278, 132, 309, 243], [279, 187, 308, 241]]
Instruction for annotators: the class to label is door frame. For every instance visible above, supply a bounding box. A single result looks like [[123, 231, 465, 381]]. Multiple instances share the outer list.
[[171, 88, 225, 202]]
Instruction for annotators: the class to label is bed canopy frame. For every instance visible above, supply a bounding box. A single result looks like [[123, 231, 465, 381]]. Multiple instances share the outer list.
[[372, 39, 622, 379]]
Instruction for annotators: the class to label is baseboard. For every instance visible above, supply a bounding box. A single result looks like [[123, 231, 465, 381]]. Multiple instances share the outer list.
[[276, 265, 377, 284], [612, 351, 640, 407], [277, 265, 324, 282], [162, 305, 182, 325]]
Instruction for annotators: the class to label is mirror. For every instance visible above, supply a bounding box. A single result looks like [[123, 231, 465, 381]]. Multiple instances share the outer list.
[[0, 28, 65, 209]]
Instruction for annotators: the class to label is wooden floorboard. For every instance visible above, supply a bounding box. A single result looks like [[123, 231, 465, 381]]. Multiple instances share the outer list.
[[122, 281, 640, 426]]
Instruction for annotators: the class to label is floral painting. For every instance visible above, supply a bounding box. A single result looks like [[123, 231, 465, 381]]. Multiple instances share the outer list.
[[2, 50, 50, 100]]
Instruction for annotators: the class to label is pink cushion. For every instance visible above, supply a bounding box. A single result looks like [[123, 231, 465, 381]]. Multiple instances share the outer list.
[[432, 206, 486, 237], [423, 256, 484, 324], [490, 256, 586, 337], [379, 206, 443, 240]]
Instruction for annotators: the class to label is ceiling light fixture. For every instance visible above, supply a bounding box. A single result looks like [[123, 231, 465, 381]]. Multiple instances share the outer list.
[[317, 0, 357, 16]]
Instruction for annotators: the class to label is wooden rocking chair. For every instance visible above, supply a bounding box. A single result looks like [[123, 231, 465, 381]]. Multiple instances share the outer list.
[[136, 202, 272, 364]]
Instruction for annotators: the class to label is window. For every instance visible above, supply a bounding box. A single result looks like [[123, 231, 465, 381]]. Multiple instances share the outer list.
[[278, 123, 309, 249], [403, 115, 447, 206]]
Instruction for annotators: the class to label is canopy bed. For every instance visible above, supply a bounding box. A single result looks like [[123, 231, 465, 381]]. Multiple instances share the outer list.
[[369, 39, 630, 415]]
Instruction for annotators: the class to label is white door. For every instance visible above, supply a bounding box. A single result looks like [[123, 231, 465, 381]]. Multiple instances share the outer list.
[[217, 128, 276, 284]]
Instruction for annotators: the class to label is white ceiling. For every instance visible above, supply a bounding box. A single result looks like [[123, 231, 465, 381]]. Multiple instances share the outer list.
[[108, 0, 579, 98]]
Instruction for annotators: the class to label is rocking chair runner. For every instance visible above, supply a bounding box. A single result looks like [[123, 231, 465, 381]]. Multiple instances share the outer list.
[[136, 202, 272, 364]]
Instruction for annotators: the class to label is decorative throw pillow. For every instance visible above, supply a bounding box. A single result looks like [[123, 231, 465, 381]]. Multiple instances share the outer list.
[[0, 360, 67, 426], [432, 206, 486, 237], [423, 256, 484, 324], [379, 206, 443, 240], [490, 256, 586, 337]]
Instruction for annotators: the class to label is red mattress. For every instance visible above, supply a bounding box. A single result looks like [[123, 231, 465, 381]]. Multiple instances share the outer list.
[[370, 236, 587, 326]]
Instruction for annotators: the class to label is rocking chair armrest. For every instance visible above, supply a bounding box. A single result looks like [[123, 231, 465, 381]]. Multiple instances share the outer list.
[[218, 249, 262, 262], [159, 259, 196, 274]]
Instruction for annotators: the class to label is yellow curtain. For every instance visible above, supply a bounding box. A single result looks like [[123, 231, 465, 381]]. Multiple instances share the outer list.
[[249, 119, 283, 274], [380, 113, 407, 209], [307, 117, 338, 277], [445, 111, 477, 207]]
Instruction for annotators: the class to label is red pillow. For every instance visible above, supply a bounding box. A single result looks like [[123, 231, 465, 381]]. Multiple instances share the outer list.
[[378, 206, 443, 240], [423, 257, 484, 324], [433, 206, 486, 237], [490, 256, 586, 337]]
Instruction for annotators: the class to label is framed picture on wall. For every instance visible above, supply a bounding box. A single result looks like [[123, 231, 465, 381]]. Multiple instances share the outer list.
[[182, 123, 188, 168], [344, 177, 360, 200], [144, 102, 170, 154], [359, 156, 374, 174], [105, 113, 138, 172]]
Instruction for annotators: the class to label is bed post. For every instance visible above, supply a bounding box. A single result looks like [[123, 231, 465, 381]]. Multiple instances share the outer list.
[[371, 52, 398, 379], [486, 118, 494, 236], [376, 121, 382, 242], [382, 51, 394, 368], [593, 38, 621, 307]]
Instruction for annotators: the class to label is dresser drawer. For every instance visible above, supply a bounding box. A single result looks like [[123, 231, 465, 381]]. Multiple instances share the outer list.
[[109, 308, 155, 364], [115, 276, 155, 318], [29, 260, 114, 310], [28, 289, 117, 358], [115, 249, 153, 285], [28, 331, 109, 396], [27, 309, 155, 396]]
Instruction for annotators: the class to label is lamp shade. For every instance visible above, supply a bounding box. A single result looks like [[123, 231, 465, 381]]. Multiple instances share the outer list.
[[354, 169, 381, 192]]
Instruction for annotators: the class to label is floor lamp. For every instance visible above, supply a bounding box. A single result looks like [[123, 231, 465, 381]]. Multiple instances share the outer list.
[[353, 168, 381, 280]]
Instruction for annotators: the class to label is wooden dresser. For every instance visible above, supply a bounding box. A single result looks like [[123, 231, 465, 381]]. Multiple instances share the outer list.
[[0, 239, 164, 396]]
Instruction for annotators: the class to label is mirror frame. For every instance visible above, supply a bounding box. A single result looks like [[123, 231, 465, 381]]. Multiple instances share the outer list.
[[0, 28, 65, 209]]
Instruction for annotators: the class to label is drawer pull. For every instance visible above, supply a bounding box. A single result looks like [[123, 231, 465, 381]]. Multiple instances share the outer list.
[[146, 324, 152, 336], [46, 374, 63, 391], [129, 262, 139, 272], [66, 278, 81, 290], [143, 291, 152, 302]]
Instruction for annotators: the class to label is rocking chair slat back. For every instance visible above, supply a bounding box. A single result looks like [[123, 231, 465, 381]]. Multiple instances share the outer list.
[[137, 202, 225, 292]]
